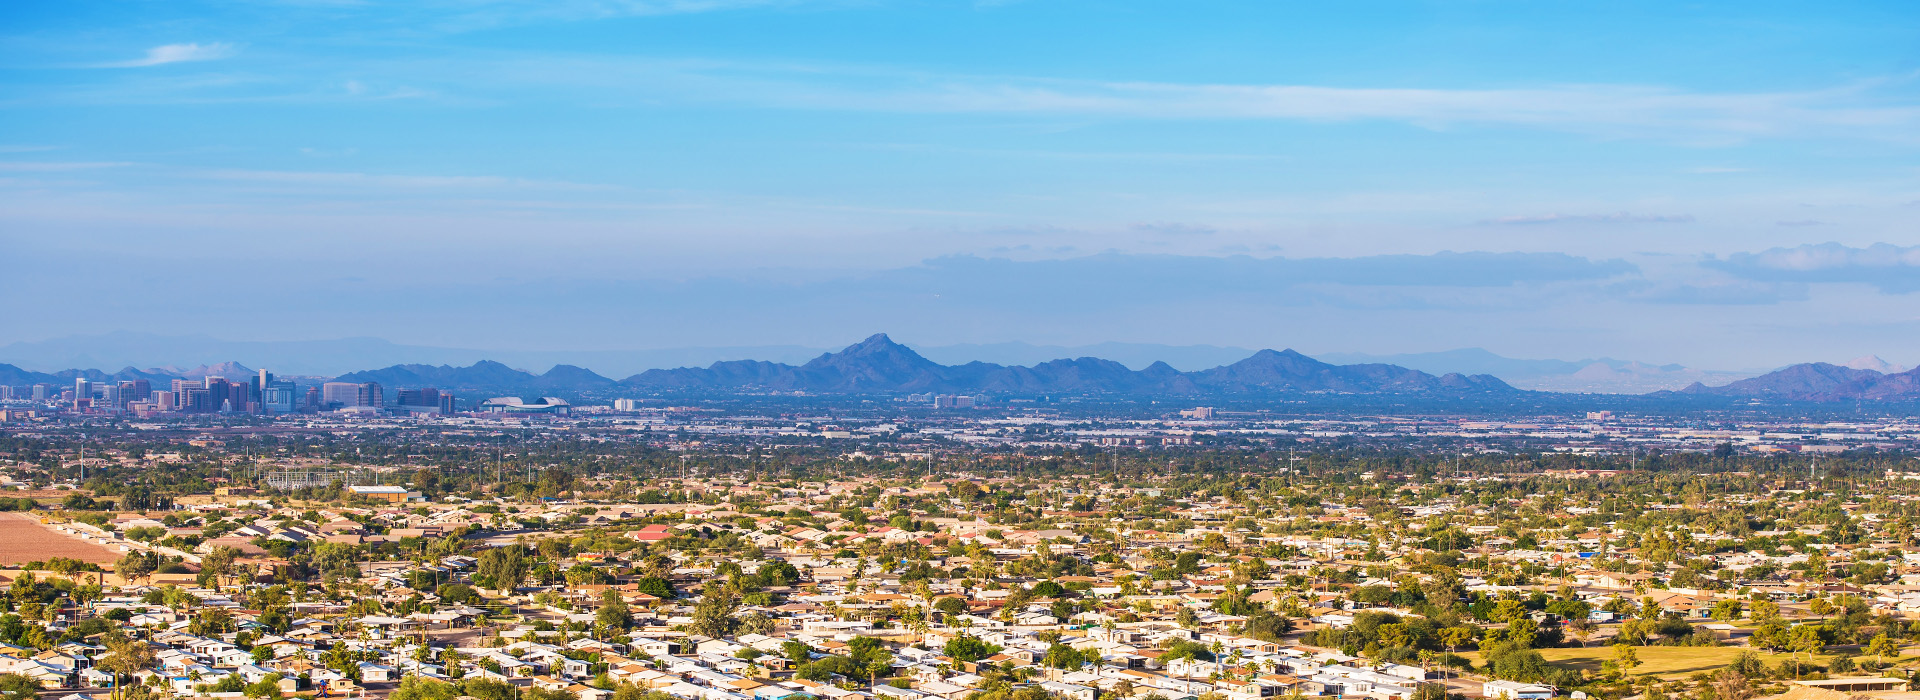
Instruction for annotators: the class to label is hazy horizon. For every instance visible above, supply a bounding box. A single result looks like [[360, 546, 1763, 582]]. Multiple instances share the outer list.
[[0, 329, 1863, 378], [5, 2, 1917, 368]]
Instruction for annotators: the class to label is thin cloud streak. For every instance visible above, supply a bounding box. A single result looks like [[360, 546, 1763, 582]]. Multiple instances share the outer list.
[[96, 43, 239, 68], [461, 56, 1920, 141], [29, 48, 1920, 141], [428, 0, 825, 33], [1479, 212, 1695, 225], [187, 168, 623, 191], [0, 161, 137, 172]]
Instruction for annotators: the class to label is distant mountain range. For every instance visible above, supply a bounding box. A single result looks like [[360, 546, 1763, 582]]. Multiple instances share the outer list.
[[1315, 348, 1756, 393], [0, 332, 831, 379], [338, 334, 1516, 397], [334, 360, 618, 392], [0, 360, 286, 389], [1674, 362, 1920, 402], [0, 364, 177, 388], [0, 331, 1762, 393], [5, 333, 1917, 403]]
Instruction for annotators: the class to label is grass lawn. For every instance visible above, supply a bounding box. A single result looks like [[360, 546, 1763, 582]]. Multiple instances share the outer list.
[[1466, 646, 1854, 679]]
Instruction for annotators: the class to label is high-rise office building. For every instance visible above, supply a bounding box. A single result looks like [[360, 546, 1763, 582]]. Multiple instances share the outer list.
[[357, 382, 383, 408], [252, 369, 273, 408], [73, 379, 92, 408], [121, 380, 150, 407], [264, 379, 298, 414], [396, 387, 440, 408], [184, 387, 211, 412], [394, 387, 453, 414], [202, 376, 233, 412], [0, 386, 11, 401], [321, 382, 360, 408], [152, 391, 177, 411], [31, 384, 49, 402]]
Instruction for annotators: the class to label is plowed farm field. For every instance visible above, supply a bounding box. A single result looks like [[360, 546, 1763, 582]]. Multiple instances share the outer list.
[[0, 513, 120, 565]]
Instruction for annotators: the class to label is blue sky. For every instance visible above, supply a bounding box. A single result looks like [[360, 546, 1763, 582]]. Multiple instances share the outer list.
[[3, 1, 1918, 369]]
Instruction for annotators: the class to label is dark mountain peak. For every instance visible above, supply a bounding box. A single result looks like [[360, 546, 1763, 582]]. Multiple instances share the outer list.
[[1221, 348, 1332, 373], [815, 333, 928, 363], [854, 332, 898, 348], [798, 334, 945, 390], [1677, 361, 1903, 401], [804, 334, 937, 371], [1137, 360, 1185, 380], [542, 364, 613, 385], [1437, 372, 1517, 391], [335, 360, 541, 389], [1187, 346, 1514, 394], [1245, 348, 1320, 362], [178, 361, 256, 381]]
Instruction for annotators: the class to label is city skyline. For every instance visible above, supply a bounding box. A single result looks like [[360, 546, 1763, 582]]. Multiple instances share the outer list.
[[4, 1, 1919, 367]]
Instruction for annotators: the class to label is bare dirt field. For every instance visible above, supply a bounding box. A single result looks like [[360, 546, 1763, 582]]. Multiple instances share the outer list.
[[0, 513, 121, 565]]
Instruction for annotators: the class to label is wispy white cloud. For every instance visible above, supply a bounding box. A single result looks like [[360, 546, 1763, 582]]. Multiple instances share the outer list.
[[429, 0, 822, 32], [844, 142, 1278, 161], [0, 161, 136, 172], [1131, 222, 1217, 237], [97, 43, 239, 68], [447, 56, 1920, 142], [1708, 242, 1920, 294], [32, 43, 1920, 142], [188, 167, 621, 191], [1720, 242, 1920, 272], [1479, 212, 1695, 225]]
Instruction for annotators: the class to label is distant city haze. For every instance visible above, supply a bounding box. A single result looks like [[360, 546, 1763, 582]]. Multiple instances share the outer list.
[[4, 331, 1911, 394]]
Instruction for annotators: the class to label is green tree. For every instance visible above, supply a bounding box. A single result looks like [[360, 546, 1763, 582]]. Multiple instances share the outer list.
[[201, 545, 241, 591], [392, 677, 458, 700], [0, 674, 39, 700], [101, 631, 157, 700], [436, 583, 476, 604], [635, 577, 674, 599], [1788, 625, 1826, 677], [1751, 622, 1791, 651], [944, 636, 1000, 663], [597, 590, 633, 636], [1043, 644, 1085, 670], [1611, 644, 1640, 679], [1809, 597, 1835, 620], [1867, 633, 1900, 665], [244, 674, 285, 699], [688, 591, 740, 638], [476, 547, 531, 592], [114, 551, 157, 584]]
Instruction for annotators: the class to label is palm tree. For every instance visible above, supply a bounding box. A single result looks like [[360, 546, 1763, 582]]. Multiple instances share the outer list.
[[101, 632, 156, 700]]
